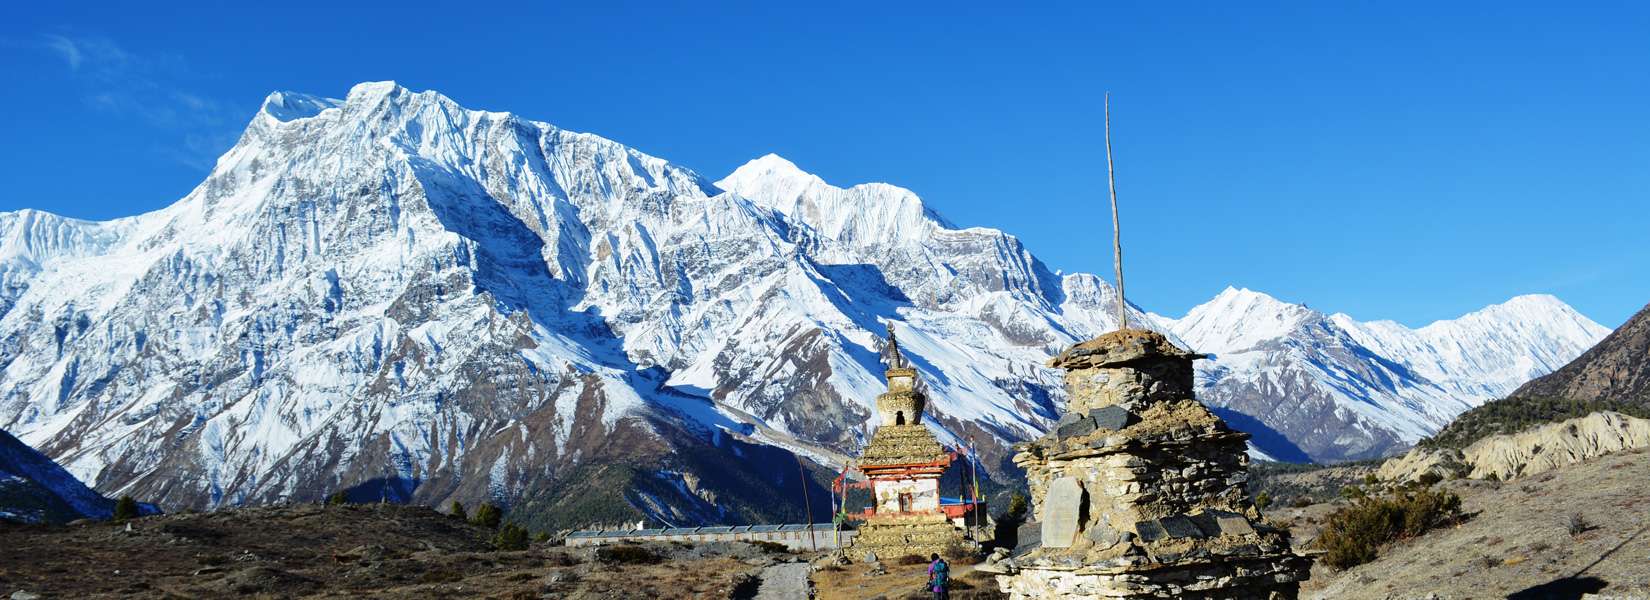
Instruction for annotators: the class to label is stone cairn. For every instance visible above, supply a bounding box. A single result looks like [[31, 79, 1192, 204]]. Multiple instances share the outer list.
[[987, 328, 1311, 599]]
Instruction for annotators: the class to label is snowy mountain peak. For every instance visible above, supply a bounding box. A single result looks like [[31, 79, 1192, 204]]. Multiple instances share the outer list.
[[715, 154, 954, 250], [719, 153, 822, 192], [348, 79, 404, 99], [259, 91, 342, 123], [1174, 287, 1316, 354]]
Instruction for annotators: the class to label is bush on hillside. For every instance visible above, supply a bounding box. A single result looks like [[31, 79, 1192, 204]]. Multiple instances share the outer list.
[[327, 491, 348, 506], [470, 503, 503, 529], [1317, 488, 1463, 570], [492, 523, 530, 551], [942, 539, 979, 562], [896, 553, 929, 566], [113, 495, 140, 521], [1567, 513, 1592, 537], [448, 501, 466, 520], [596, 544, 660, 565]]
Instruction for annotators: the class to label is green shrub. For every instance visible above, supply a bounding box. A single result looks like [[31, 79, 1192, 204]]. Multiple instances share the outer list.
[[1416, 472, 1443, 487], [448, 501, 466, 520], [1317, 488, 1463, 570], [113, 495, 140, 521], [534, 532, 551, 544], [492, 523, 530, 551], [1254, 492, 1272, 510], [596, 544, 660, 565], [327, 491, 348, 506], [470, 502, 503, 529], [749, 540, 791, 554]]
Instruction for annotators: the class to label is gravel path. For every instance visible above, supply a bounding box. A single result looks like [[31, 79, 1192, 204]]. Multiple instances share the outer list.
[[753, 562, 813, 600]]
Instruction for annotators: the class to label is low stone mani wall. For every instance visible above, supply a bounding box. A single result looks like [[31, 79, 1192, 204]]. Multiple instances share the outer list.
[[564, 523, 855, 551]]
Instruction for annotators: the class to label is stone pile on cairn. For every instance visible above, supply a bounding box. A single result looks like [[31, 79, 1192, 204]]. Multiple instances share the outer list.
[[988, 328, 1311, 599]]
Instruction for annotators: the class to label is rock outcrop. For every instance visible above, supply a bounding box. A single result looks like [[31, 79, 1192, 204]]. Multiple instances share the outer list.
[[991, 329, 1311, 599], [1379, 411, 1650, 483]]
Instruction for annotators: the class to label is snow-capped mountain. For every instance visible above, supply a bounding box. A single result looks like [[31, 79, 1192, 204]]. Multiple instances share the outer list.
[[0, 82, 1606, 527], [1164, 288, 1609, 461]]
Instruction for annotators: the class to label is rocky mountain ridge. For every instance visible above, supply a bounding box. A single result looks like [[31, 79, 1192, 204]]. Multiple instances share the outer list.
[[0, 428, 119, 523]]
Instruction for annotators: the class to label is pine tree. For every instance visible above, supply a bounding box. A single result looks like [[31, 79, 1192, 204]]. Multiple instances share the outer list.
[[113, 495, 139, 521], [471, 502, 503, 529], [492, 523, 529, 551]]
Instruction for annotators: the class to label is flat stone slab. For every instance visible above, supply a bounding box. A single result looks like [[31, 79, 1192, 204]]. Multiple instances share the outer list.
[[1133, 519, 1167, 542], [1215, 513, 1256, 536], [1041, 477, 1084, 548], [1158, 515, 1203, 539], [1088, 405, 1135, 431], [1056, 416, 1098, 438]]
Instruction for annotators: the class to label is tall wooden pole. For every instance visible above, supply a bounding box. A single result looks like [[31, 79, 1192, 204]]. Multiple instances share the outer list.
[[1105, 92, 1128, 331], [796, 454, 818, 551]]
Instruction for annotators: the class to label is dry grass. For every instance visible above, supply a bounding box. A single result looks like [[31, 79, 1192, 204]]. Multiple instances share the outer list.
[[815, 558, 1004, 600]]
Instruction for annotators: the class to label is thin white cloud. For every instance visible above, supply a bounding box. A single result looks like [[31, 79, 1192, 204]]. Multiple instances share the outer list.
[[43, 34, 83, 70], [33, 33, 239, 171]]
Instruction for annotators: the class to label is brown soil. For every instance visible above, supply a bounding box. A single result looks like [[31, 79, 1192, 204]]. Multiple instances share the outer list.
[[0, 503, 765, 599]]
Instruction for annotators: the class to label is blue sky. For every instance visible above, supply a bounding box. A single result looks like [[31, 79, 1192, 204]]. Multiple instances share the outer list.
[[3, 2, 1647, 327]]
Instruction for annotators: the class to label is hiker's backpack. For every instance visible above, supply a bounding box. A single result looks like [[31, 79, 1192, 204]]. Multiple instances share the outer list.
[[932, 560, 950, 587]]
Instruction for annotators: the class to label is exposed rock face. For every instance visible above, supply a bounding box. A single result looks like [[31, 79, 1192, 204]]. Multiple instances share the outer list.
[[1373, 447, 1469, 484], [994, 329, 1311, 599], [1383, 411, 1650, 483], [1466, 411, 1650, 480]]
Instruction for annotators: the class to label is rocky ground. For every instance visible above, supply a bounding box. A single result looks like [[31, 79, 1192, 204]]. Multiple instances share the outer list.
[[1269, 448, 1650, 599], [0, 504, 803, 599]]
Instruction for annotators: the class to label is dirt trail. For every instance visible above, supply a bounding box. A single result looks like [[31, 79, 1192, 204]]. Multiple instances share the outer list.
[[753, 562, 812, 599]]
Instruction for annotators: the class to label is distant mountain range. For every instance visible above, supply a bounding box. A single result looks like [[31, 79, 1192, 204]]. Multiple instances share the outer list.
[[1163, 288, 1607, 460], [1425, 299, 1648, 450], [0, 82, 1608, 527]]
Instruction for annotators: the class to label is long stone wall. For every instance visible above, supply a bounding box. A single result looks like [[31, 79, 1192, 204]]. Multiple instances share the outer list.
[[564, 523, 854, 551]]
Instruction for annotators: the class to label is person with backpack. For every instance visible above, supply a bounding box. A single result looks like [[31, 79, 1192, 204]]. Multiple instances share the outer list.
[[928, 552, 951, 600]]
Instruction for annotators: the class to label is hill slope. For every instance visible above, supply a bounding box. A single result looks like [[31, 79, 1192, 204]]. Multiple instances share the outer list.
[[1305, 448, 1650, 599], [0, 428, 118, 523], [1512, 300, 1650, 404]]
